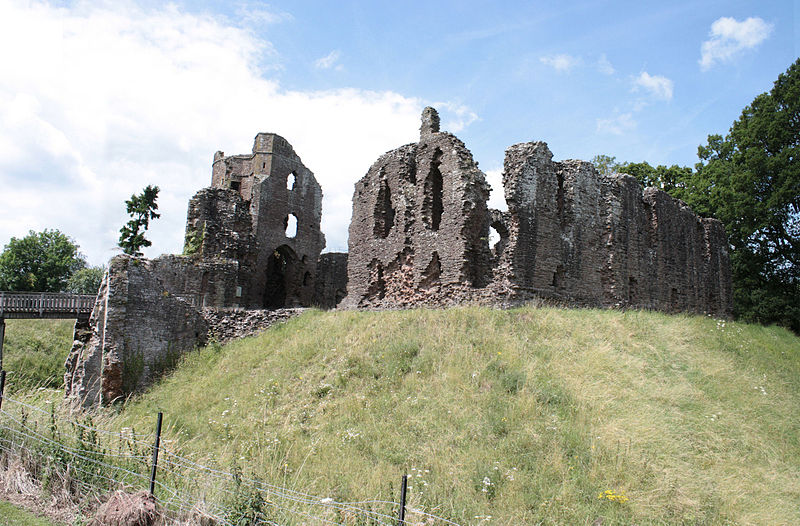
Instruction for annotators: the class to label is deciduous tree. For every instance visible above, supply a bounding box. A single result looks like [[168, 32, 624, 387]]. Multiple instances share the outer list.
[[66, 266, 105, 295], [690, 59, 799, 331], [0, 230, 86, 292]]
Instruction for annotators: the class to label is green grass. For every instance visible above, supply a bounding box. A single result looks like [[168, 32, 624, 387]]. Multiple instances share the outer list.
[[0, 501, 59, 526], [1, 319, 75, 393], [6, 308, 800, 524], [93, 307, 799, 525]]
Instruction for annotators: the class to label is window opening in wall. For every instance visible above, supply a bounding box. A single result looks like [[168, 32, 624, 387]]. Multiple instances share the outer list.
[[285, 213, 298, 238], [262, 162, 266, 169], [556, 171, 565, 223], [628, 277, 638, 303], [423, 149, 444, 230], [230, 181, 240, 191], [287, 172, 296, 190], [489, 218, 509, 259], [303, 271, 311, 286], [373, 177, 395, 238], [488, 226, 500, 254]]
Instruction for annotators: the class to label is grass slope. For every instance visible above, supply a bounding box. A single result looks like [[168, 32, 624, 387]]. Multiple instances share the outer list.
[[96, 307, 800, 526], [0, 501, 59, 526], [2, 319, 75, 393]]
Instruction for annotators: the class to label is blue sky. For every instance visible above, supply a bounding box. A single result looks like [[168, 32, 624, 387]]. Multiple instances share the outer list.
[[0, 0, 796, 265]]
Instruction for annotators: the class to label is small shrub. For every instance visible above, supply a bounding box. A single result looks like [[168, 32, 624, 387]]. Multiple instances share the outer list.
[[183, 224, 205, 257]]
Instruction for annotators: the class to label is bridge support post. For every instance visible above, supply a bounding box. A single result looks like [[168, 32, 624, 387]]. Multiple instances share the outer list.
[[0, 317, 4, 370]]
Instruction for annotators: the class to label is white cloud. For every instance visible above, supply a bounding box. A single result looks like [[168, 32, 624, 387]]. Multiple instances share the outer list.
[[700, 16, 773, 70], [539, 53, 581, 72], [633, 72, 674, 101], [597, 54, 615, 75], [484, 168, 507, 212], [234, 3, 293, 26], [433, 101, 479, 133], [0, 1, 446, 264], [314, 50, 343, 70], [596, 113, 636, 136]]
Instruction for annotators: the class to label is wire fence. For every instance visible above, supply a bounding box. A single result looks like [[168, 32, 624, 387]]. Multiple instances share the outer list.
[[0, 392, 462, 526]]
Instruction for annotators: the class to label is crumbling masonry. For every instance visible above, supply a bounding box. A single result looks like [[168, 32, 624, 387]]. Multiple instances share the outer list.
[[65, 109, 732, 409], [341, 107, 732, 315], [65, 134, 342, 408]]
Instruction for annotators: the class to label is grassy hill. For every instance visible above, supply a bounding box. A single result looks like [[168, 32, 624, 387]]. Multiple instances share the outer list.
[[4, 307, 799, 524], [1, 319, 74, 393]]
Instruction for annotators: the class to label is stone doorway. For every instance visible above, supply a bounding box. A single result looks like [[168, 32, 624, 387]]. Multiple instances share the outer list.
[[263, 245, 300, 308]]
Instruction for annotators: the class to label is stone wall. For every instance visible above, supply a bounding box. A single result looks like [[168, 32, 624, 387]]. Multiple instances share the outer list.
[[342, 107, 732, 317], [64, 256, 309, 409], [65, 256, 208, 408], [313, 252, 348, 309], [493, 142, 732, 314], [201, 308, 303, 344]]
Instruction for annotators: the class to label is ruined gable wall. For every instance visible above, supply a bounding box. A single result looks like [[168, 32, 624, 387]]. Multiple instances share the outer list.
[[341, 110, 491, 309], [202, 134, 327, 309]]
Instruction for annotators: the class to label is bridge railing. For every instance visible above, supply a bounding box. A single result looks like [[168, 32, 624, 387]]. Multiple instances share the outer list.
[[0, 291, 96, 319]]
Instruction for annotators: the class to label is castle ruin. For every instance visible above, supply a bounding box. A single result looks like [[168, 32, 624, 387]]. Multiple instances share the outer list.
[[342, 108, 732, 315], [65, 108, 732, 409], [65, 134, 341, 408]]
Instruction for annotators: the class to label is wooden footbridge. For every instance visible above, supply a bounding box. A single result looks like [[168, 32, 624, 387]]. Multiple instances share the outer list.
[[0, 291, 96, 369]]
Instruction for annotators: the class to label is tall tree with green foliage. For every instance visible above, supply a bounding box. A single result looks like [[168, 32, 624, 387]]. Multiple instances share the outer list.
[[118, 185, 160, 256], [0, 229, 86, 292], [593, 60, 799, 332], [590, 155, 692, 193], [689, 59, 799, 332], [66, 266, 105, 294]]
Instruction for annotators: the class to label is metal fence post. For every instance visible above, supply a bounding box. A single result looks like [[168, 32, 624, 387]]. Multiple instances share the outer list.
[[0, 370, 6, 412], [397, 474, 408, 525], [0, 317, 5, 371], [149, 412, 163, 497]]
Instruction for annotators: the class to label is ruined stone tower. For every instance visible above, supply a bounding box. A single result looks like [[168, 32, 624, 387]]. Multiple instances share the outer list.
[[185, 133, 326, 308]]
